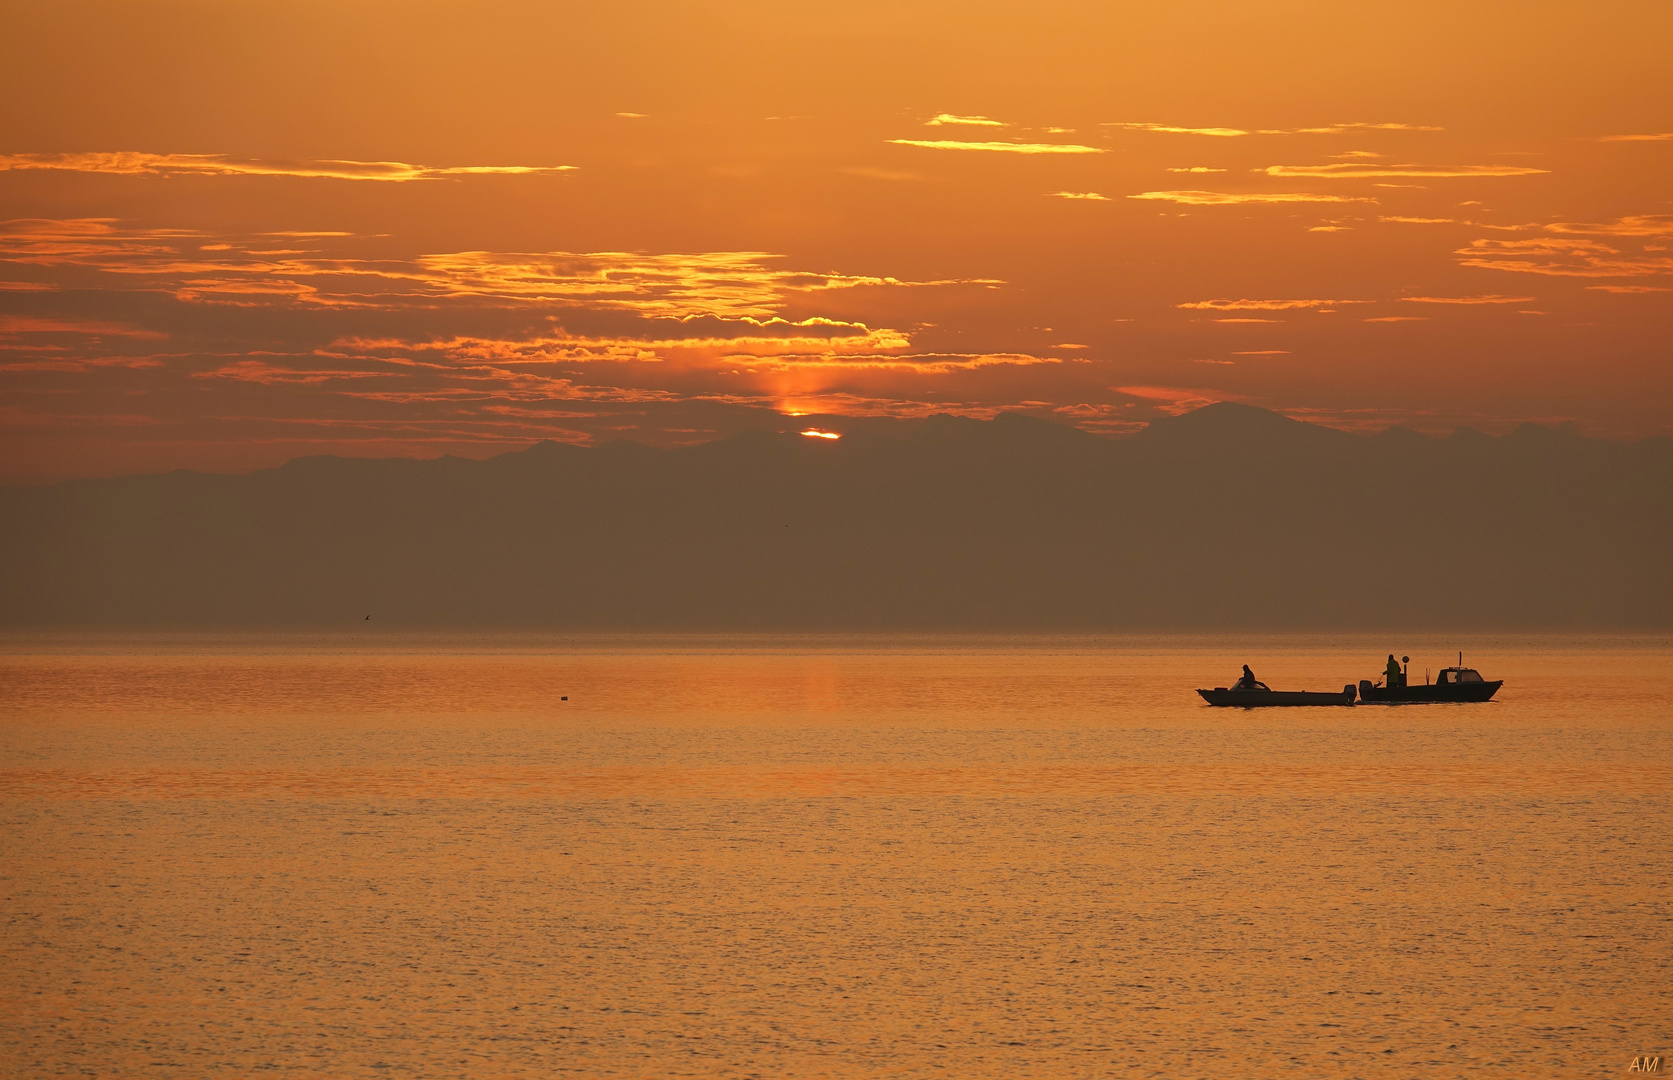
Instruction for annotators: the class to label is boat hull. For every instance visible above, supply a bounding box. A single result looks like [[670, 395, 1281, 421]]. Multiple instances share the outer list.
[[1357, 680, 1502, 704], [1197, 687, 1356, 707]]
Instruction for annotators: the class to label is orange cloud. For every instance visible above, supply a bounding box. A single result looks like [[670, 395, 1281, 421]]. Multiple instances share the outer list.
[[0, 152, 575, 181], [1106, 121, 1442, 137], [1544, 215, 1673, 237], [721, 351, 1061, 374], [1048, 191, 1109, 200], [1113, 386, 1221, 413], [412, 251, 1001, 318], [0, 221, 999, 322], [925, 114, 1006, 127], [1599, 133, 1673, 141], [1179, 298, 1366, 310], [195, 360, 396, 385], [1455, 238, 1673, 278], [887, 139, 1105, 154], [0, 315, 165, 338], [1130, 190, 1372, 205], [1585, 284, 1671, 293], [1104, 123, 1248, 137], [1264, 122, 1444, 135], [1400, 294, 1535, 304], [1262, 163, 1546, 178]]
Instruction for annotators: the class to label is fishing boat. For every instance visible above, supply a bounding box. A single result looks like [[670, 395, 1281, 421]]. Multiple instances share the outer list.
[[1357, 653, 1502, 704], [1197, 684, 1357, 707]]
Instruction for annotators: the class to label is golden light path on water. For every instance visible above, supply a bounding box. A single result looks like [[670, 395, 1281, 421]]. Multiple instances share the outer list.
[[2, 633, 1669, 1077]]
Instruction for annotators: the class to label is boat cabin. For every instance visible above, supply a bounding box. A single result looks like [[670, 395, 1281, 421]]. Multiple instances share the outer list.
[[1435, 667, 1485, 685]]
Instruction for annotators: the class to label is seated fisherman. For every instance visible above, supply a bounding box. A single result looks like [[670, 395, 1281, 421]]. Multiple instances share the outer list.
[[1234, 664, 1263, 690]]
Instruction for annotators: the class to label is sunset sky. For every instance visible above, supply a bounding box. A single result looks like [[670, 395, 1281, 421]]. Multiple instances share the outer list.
[[2, 0, 1669, 482]]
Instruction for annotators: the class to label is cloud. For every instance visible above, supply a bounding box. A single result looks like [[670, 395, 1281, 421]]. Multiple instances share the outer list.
[[1584, 284, 1671, 293], [195, 360, 397, 385], [1599, 133, 1673, 141], [1261, 163, 1547, 178], [413, 250, 822, 317], [1212, 317, 1282, 323], [1130, 190, 1373, 205], [1381, 216, 1456, 224], [615, 112, 647, 118], [1231, 350, 1289, 355], [0, 152, 575, 181], [1455, 238, 1673, 278], [1400, 294, 1535, 304], [1179, 298, 1366, 311], [175, 278, 326, 306], [1166, 167, 1226, 173], [1544, 215, 1673, 237], [1048, 191, 1109, 200], [925, 114, 1006, 127], [338, 320, 913, 363], [0, 221, 1004, 322], [1261, 122, 1443, 135], [720, 351, 1061, 374], [1308, 225, 1350, 232], [0, 316, 166, 338], [0, 216, 1051, 441], [1104, 123, 1247, 137], [1364, 316, 1428, 322], [1113, 386, 1221, 414], [887, 139, 1105, 154], [1082, 121, 1448, 141]]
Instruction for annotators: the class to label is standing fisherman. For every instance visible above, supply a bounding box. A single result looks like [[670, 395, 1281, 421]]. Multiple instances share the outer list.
[[1385, 653, 1404, 688]]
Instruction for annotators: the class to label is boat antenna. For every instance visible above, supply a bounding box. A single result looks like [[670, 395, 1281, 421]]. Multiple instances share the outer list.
[[1459, 650, 1463, 667]]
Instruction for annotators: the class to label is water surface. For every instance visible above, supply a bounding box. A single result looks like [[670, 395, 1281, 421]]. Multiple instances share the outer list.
[[2, 632, 1668, 1077]]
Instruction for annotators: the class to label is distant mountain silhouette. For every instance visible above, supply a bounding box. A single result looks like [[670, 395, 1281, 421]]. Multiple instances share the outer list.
[[3, 405, 1668, 627]]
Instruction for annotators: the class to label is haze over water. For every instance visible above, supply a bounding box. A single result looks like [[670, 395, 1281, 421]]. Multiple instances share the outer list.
[[2, 632, 1668, 1077]]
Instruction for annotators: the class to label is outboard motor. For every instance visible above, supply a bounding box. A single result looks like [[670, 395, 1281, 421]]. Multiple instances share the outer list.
[[1359, 679, 1375, 700], [1345, 684, 1357, 702]]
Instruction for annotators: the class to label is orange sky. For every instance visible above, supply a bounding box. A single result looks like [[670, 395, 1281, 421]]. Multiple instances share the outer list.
[[2, 0, 1669, 482]]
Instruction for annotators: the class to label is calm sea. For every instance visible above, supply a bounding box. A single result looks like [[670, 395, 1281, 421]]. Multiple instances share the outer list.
[[2, 632, 1668, 1078]]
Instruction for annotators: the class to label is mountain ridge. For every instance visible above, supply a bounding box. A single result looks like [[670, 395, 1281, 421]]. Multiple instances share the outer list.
[[3, 405, 1667, 628]]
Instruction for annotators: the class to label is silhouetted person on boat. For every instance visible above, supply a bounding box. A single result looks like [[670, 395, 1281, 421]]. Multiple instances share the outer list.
[[1234, 664, 1267, 690], [1385, 654, 1404, 688]]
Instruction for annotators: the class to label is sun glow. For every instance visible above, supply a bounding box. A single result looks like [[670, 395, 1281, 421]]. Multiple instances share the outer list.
[[800, 429, 842, 439]]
